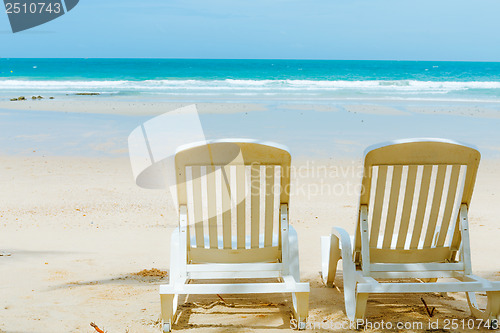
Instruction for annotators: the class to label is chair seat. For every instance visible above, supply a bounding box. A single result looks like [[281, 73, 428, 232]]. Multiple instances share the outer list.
[[357, 280, 488, 293], [161, 277, 310, 295]]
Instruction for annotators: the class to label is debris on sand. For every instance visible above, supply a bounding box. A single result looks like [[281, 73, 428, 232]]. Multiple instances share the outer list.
[[133, 268, 168, 277], [90, 322, 105, 333]]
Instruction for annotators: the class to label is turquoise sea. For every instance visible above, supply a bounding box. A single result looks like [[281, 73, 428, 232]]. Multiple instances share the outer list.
[[2, 59, 500, 101]]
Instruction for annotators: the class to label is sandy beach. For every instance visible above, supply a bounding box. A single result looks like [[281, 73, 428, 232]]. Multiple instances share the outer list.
[[0, 99, 499, 333]]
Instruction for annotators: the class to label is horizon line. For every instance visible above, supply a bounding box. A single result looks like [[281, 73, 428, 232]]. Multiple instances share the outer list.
[[1, 57, 500, 63]]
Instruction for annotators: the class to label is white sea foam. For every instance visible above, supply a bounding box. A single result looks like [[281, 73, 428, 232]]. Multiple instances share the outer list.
[[1, 79, 500, 94]]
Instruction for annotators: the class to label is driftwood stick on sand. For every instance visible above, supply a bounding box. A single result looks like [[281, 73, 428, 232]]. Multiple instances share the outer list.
[[90, 322, 105, 333], [420, 298, 435, 317]]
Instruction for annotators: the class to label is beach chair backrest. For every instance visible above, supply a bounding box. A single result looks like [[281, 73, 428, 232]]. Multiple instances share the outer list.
[[175, 139, 291, 263], [356, 139, 480, 264]]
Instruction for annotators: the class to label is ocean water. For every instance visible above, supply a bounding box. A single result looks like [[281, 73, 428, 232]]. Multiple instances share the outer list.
[[0, 59, 500, 158], [1, 59, 500, 101], [2, 58, 500, 158]]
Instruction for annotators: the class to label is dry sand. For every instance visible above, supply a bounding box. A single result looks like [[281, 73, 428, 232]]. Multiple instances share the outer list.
[[1, 156, 499, 332]]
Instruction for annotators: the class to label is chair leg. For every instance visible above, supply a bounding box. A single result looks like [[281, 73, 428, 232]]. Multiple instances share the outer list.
[[344, 282, 369, 323], [288, 226, 301, 282], [467, 291, 500, 325], [169, 228, 181, 283], [292, 292, 309, 330], [160, 293, 178, 332], [321, 235, 341, 287], [355, 293, 369, 322]]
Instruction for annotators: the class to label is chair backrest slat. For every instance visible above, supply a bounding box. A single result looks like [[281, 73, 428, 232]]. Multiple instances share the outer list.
[[356, 139, 480, 265], [382, 165, 403, 248], [236, 165, 246, 249], [410, 165, 432, 249], [396, 165, 418, 249], [221, 165, 232, 249], [436, 165, 461, 247], [250, 164, 261, 249], [175, 140, 291, 263], [190, 166, 205, 248], [369, 165, 388, 247], [264, 166, 275, 247], [207, 165, 218, 249], [423, 165, 447, 248]]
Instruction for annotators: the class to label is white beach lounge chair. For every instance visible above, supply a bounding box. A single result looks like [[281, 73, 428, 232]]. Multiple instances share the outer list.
[[160, 139, 309, 332], [321, 138, 500, 326]]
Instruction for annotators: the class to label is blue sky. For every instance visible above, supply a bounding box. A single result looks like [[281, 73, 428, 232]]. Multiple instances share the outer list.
[[1, 0, 500, 61]]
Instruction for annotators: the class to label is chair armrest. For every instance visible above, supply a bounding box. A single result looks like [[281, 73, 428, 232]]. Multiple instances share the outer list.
[[321, 227, 356, 289]]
